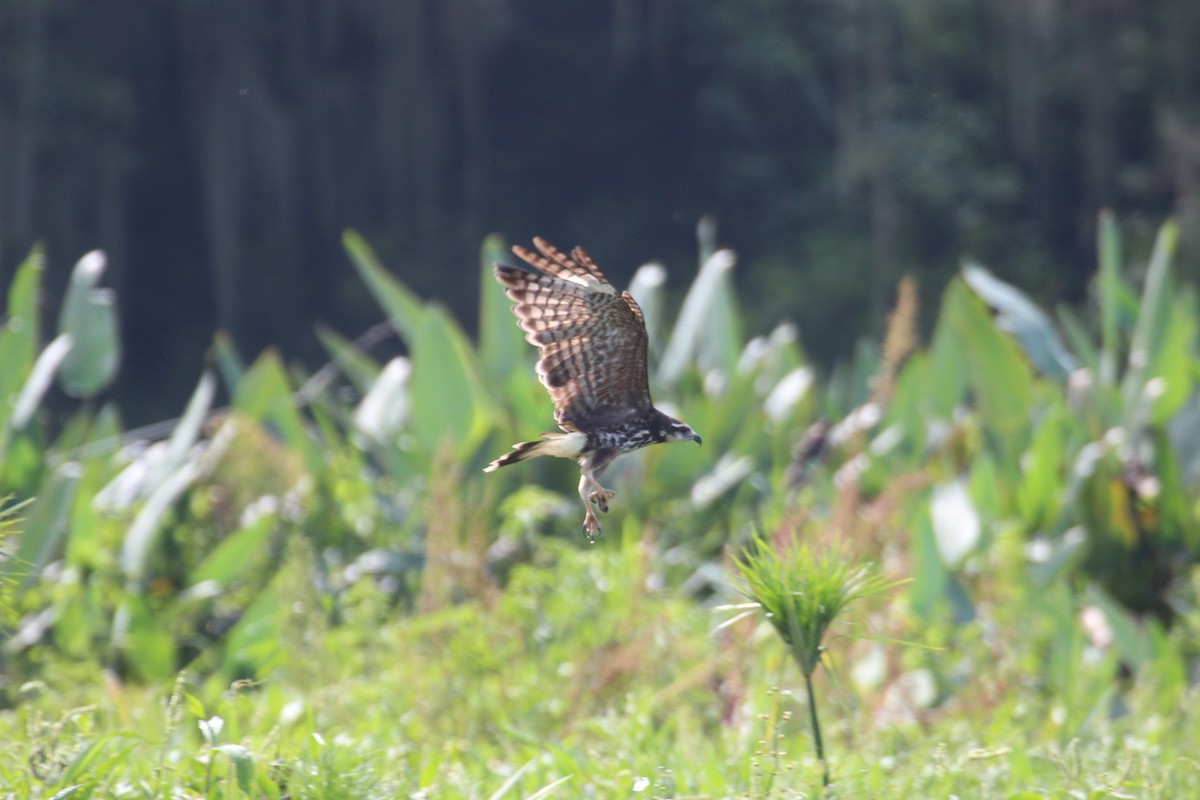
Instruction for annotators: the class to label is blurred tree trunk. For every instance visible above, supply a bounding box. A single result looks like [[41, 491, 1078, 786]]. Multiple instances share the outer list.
[[865, 0, 897, 330], [1078, 0, 1123, 222], [176, 1, 251, 339], [1158, 0, 1200, 261], [1161, 112, 1200, 258], [0, 0, 46, 284], [444, 0, 490, 246], [997, 0, 1053, 242], [833, 0, 864, 208], [999, 0, 1046, 166]]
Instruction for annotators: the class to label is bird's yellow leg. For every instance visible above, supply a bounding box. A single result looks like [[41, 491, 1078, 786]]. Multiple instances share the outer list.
[[578, 473, 602, 540]]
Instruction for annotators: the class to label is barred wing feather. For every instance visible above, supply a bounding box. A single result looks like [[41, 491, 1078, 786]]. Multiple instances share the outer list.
[[495, 240, 652, 431]]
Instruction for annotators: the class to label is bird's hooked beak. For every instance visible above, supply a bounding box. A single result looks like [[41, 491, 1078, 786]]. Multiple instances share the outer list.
[[692, 432, 702, 445]]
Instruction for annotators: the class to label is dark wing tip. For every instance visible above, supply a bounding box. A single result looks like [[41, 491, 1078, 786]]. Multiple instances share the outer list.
[[494, 262, 535, 284]]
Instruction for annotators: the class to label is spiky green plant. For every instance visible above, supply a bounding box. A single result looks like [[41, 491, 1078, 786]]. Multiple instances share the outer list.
[[731, 536, 896, 788], [0, 495, 31, 630]]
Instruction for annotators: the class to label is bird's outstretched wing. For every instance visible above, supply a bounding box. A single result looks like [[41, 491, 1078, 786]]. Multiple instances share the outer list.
[[495, 237, 652, 431]]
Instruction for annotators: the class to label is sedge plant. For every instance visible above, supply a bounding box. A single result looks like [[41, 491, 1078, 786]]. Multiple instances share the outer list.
[[0, 495, 31, 631], [728, 535, 896, 789]]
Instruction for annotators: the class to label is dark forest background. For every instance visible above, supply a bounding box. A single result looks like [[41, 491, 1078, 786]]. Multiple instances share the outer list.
[[2, 0, 1199, 423]]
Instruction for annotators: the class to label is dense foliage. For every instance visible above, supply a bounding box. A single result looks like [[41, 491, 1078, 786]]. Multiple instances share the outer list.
[[0, 215, 1198, 796], [3, 1, 1200, 421]]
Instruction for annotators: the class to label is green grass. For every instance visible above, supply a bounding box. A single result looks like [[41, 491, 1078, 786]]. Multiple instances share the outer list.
[[2, 535, 1197, 798]]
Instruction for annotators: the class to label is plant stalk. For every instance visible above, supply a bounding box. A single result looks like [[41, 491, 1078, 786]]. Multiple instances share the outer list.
[[804, 670, 830, 788]]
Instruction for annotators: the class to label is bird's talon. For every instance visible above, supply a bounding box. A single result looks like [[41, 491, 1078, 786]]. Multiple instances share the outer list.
[[583, 512, 601, 541]]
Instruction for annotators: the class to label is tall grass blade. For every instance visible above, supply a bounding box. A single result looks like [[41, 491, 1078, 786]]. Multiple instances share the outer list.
[[658, 249, 739, 385], [316, 324, 382, 393], [1122, 221, 1178, 421], [234, 352, 318, 470], [190, 513, 275, 587], [9, 464, 81, 588], [212, 331, 245, 391], [525, 775, 572, 800], [119, 461, 199, 587], [962, 263, 1077, 380], [163, 370, 217, 481], [11, 334, 72, 429], [486, 757, 536, 800], [0, 246, 44, 438], [942, 277, 1032, 466], [409, 306, 495, 459], [1097, 209, 1122, 385], [479, 233, 525, 384], [343, 229, 425, 345]]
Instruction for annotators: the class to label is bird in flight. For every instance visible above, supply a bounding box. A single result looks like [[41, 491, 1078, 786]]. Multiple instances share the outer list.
[[484, 237, 701, 540]]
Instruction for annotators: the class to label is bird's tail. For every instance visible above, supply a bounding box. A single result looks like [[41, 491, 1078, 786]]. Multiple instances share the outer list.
[[483, 431, 587, 472]]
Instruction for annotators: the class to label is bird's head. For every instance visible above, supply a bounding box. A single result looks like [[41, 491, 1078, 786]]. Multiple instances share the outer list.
[[663, 415, 702, 446]]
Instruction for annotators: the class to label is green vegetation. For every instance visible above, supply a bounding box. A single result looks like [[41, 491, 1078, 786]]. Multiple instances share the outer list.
[[2, 216, 1200, 797], [731, 539, 899, 787]]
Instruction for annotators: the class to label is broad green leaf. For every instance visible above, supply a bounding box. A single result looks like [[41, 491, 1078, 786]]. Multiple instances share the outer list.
[[8, 462, 81, 587], [58, 259, 120, 399], [215, 744, 255, 793], [1016, 401, 1066, 530], [942, 277, 1032, 465], [120, 461, 198, 587], [222, 579, 283, 677], [968, 449, 1002, 520], [909, 514, 948, 620], [962, 263, 1077, 381], [60, 733, 138, 787], [116, 595, 176, 680], [344, 229, 425, 345], [1147, 292, 1194, 425], [627, 262, 667, 359], [1151, 428, 1190, 548], [11, 334, 72, 429], [190, 512, 276, 586], [1167, 392, 1200, 500], [184, 692, 207, 719], [1, 427, 45, 493], [926, 311, 967, 420], [1088, 585, 1151, 668], [409, 305, 495, 459], [1122, 221, 1178, 423], [65, 447, 113, 569], [353, 357, 410, 446], [164, 370, 217, 481], [213, 330, 245, 392], [1028, 528, 1086, 588], [658, 249, 740, 385], [316, 324, 382, 393], [479, 233, 525, 384], [0, 246, 44, 439], [234, 351, 318, 471], [1055, 303, 1098, 374], [706, 263, 743, 378]]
